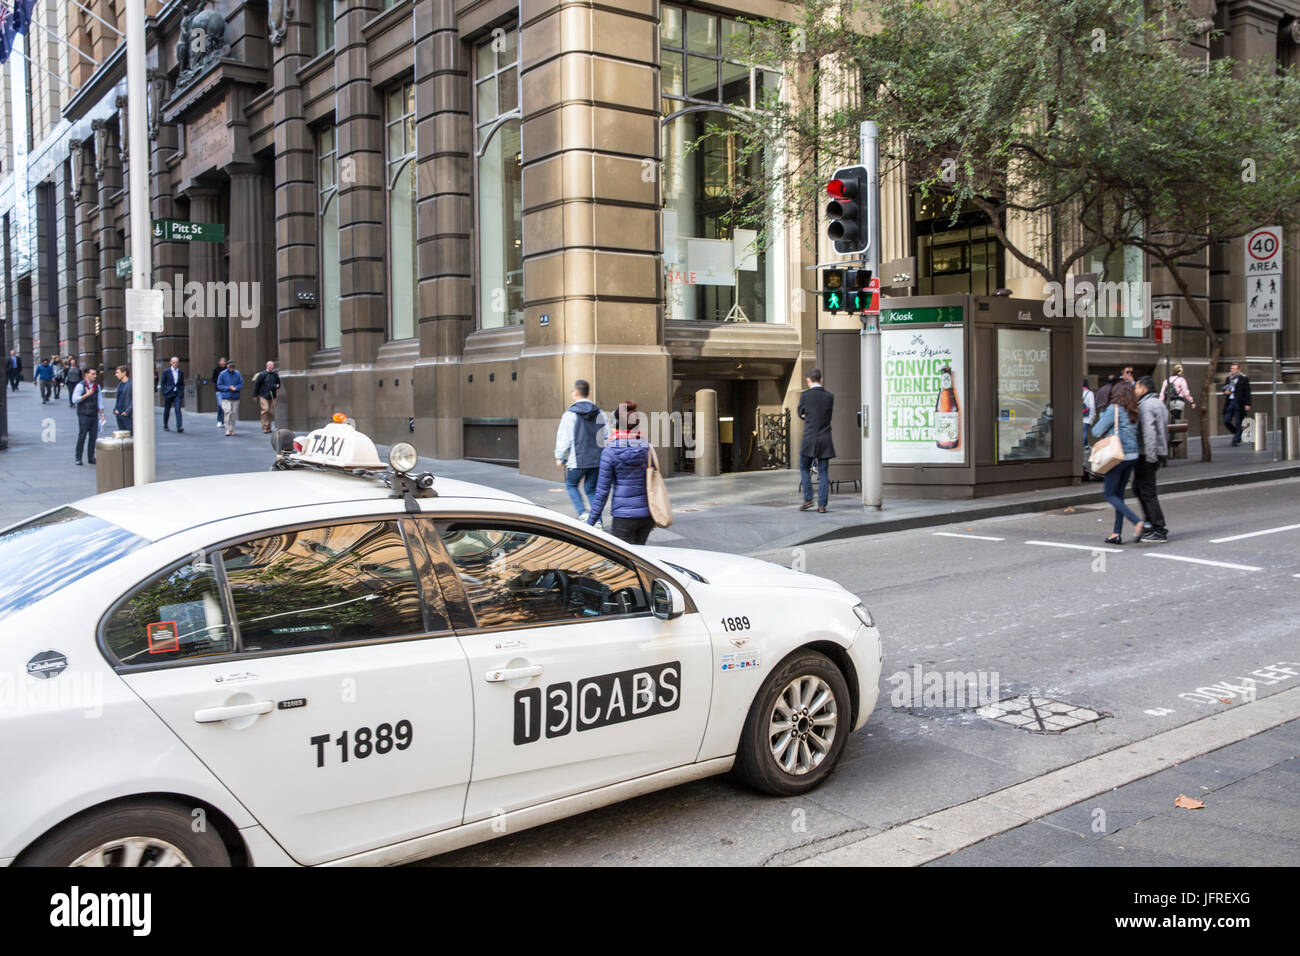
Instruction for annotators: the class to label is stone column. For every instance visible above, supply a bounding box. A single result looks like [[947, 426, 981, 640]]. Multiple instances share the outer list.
[[413, 0, 473, 459], [227, 163, 276, 423], [516, 0, 669, 477], [694, 387, 720, 477], [187, 185, 226, 413], [272, 0, 319, 430], [334, 0, 386, 431], [151, 83, 191, 391], [32, 182, 59, 366], [94, 119, 127, 378], [71, 139, 101, 364]]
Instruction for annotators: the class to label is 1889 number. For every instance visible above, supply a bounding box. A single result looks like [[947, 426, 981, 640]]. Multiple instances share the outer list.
[[309, 720, 413, 768]]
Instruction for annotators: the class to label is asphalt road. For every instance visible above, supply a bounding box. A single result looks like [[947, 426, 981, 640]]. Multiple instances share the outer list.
[[421, 477, 1300, 866]]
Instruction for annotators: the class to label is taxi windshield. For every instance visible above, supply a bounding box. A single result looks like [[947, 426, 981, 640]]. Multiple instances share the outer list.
[[0, 507, 147, 622]]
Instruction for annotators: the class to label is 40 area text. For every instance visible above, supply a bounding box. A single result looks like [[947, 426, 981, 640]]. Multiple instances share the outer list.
[[309, 720, 414, 767]]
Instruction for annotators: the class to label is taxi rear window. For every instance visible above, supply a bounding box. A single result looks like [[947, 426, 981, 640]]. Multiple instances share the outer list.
[[0, 507, 146, 622]]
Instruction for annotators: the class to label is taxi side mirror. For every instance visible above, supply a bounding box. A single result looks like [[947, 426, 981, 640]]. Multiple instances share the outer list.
[[650, 579, 684, 621]]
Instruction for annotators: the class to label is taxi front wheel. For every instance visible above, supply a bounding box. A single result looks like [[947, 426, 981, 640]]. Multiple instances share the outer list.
[[16, 800, 231, 867], [735, 651, 850, 796]]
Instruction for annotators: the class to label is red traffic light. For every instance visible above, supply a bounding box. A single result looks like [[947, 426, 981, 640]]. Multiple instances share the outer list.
[[826, 177, 858, 200]]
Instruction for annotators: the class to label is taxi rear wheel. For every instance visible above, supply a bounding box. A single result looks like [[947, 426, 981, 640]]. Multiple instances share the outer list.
[[17, 800, 231, 867], [735, 650, 850, 796]]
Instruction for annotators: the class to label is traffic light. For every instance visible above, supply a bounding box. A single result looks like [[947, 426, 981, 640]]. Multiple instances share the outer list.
[[845, 269, 871, 310], [822, 268, 844, 312], [825, 165, 869, 256]]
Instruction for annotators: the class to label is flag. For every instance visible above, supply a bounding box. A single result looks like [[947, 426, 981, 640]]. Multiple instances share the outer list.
[[0, 6, 14, 66], [10, 0, 33, 36], [0, 0, 34, 66]]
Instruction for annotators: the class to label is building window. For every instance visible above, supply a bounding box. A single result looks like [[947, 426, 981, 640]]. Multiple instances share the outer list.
[[1080, 244, 1146, 338], [660, 4, 784, 323], [912, 193, 1004, 297], [387, 81, 417, 341], [475, 28, 523, 329], [318, 125, 340, 350], [315, 0, 334, 53]]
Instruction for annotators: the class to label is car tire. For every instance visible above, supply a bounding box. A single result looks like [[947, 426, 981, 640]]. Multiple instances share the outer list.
[[735, 650, 852, 796], [16, 800, 231, 867]]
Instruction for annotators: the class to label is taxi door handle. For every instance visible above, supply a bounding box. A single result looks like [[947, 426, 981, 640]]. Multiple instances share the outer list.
[[485, 665, 543, 683], [194, 701, 274, 723]]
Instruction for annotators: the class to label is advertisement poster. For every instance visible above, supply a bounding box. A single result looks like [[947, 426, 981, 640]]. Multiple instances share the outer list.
[[996, 328, 1053, 461], [882, 327, 965, 464]]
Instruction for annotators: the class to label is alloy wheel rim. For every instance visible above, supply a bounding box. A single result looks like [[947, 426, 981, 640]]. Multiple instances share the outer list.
[[769, 675, 838, 775], [70, 837, 193, 867]]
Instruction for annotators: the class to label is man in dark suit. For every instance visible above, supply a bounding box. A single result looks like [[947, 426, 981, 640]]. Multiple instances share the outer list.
[[797, 368, 836, 513], [1222, 362, 1252, 446], [6, 350, 22, 391], [160, 356, 185, 432], [113, 365, 134, 435]]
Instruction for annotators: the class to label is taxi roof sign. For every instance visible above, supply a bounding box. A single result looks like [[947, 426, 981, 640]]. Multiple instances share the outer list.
[[292, 421, 385, 470]]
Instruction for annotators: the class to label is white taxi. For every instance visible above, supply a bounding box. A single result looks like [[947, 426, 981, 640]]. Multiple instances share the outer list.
[[0, 420, 881, 866]]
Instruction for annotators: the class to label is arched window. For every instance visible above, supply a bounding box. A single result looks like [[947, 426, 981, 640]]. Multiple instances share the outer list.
[[475, 29, 523, 329], [318, 126, 340, 349], [387, 82, 417, 341]]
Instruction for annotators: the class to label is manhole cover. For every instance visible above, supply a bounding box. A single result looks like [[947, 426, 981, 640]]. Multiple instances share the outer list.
[[976, 695, 1111, 733]]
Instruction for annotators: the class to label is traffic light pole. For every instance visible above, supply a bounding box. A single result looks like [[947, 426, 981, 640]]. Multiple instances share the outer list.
[[860, 121, 882, 510], [126, 0, 155, 484]]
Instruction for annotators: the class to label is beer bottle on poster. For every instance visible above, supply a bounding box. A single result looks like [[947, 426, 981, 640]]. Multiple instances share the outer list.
[[934, 365, 960, 449]]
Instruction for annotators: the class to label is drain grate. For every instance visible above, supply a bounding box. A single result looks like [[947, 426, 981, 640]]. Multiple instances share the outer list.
[[976, 696, 1111, 733]]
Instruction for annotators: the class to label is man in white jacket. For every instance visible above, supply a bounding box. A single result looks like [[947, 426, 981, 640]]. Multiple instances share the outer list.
[[553, 380, 607, 521]]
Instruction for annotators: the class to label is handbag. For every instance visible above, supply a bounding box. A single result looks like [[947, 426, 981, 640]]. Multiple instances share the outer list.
[[645, 444, 673, 528], [1089, 405, 1125, 475]]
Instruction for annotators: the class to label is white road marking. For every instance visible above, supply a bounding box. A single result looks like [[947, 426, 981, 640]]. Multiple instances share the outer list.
[[1025, 540, 1121, 553], [933, 532, 1005, 541], [1144, 553, 1262, 572], [1209, 523, 1300, 544]]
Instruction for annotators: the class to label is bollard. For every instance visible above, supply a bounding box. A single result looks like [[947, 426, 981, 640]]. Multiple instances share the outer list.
[[1287, 416, 1300, 461], [95, 432, 135, 493], [694, 388, 720, 477], [1253, 412, 1268, 452]]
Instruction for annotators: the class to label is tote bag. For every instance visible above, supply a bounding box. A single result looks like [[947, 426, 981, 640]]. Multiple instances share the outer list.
[[645, 444, 673, 528], [1089, 405, 1125, 475]]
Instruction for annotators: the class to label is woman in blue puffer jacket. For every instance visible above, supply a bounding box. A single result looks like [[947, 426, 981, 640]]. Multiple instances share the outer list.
[[587, 400, 654, 545], [1089, 380, 1144, 544]]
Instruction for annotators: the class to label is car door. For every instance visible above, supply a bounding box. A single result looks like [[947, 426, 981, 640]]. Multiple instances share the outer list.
[[110, 515, 473, 866], [415, 517, 713, 823]]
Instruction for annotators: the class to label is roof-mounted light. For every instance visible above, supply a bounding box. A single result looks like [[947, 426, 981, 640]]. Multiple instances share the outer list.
[[388, 442, 419, 474]]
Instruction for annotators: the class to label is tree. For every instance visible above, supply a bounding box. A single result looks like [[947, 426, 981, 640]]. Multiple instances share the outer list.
[[717, 0, 1300, 459]]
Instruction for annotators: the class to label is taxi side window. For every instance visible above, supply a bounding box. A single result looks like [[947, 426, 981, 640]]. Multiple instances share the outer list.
[[436, 523, 649, 628], [222, 520, 434, 652], [103, 558, 234, 666]]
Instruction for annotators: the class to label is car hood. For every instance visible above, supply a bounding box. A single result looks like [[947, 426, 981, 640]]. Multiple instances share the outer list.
[[640, 546, 849, 594]]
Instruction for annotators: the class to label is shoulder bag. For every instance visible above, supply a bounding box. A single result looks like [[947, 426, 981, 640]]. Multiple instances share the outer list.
[[1089, 405, 1125, 475], [645, 444, 673, 528]]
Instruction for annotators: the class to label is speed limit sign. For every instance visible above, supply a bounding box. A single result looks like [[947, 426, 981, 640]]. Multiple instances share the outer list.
[[1244, 226, 1282, 332]]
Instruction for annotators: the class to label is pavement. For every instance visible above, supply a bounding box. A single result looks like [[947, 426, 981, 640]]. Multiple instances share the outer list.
[[2, 383, 1296, 556]]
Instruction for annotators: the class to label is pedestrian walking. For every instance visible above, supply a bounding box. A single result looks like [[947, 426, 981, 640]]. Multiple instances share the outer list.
[[1095, 373, 1118, 416], [554, 379, 607, 521], [160, 356, 185, 432], [1134, 376, 1170, 542], [72, 368, 105, 465], [6, 350, 21, 391], [212, 357, 228, 428], [1081, 377, 1097, 447], [217, 360, 243, 436], [35, 357, 54, 403], [52, 358, 65, 400], [797, 368, 835, 513], [64, 359, 83, 407], [1159, 363, 1195, 422], [1222, 362, 1252, 445], [1088, 380, 1144, 544], [1121, 364, 1135, 384], [586, 401, 655, 545], [113, 365, 134, 435], [252, 361, 282, 433]]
